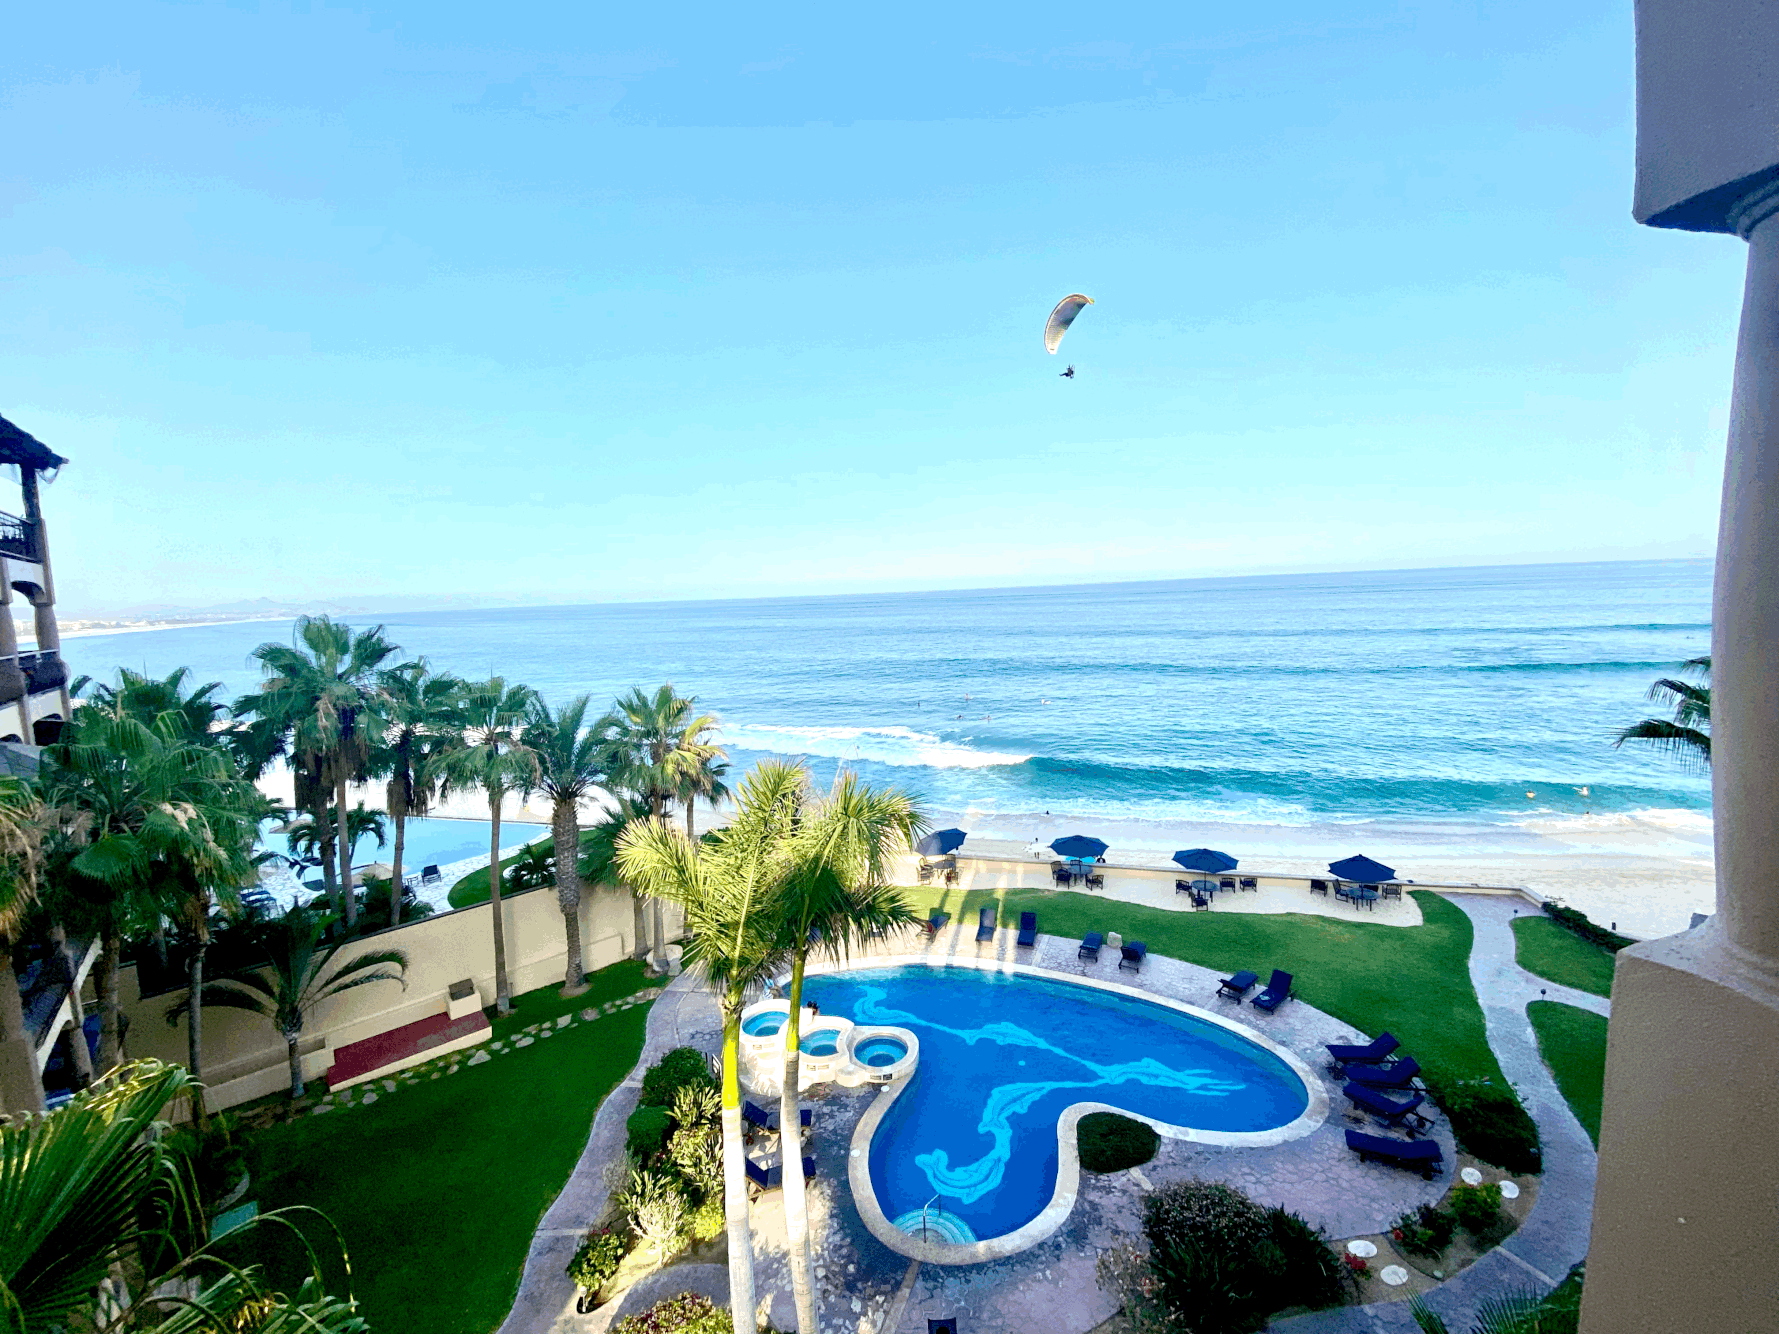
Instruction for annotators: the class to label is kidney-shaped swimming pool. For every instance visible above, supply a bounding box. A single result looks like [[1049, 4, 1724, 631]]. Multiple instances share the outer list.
[[802, 964, 1315, 1250]]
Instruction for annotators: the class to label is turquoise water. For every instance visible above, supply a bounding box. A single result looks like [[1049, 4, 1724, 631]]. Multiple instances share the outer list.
[[855, 1036, 908, 1067], [742, 1012, 785, 1037], [66, 560, 1712, 855], [803, 966, 1307, 1243]]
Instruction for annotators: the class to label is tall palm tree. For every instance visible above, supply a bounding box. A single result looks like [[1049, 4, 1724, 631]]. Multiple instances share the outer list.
[[0, 775, 44, 1115], [73, 666, 229, 741], [234, 616, 405, 929], [616, 763, 802, 1329], [431, 677, 539, 1014], [168, 902, 408, 1099], [524, 694, 611, 995], [681, 752, 732, 842], [1615, 655, 1711, 770], [369, 662, 462, 927], [282, 804, 387, 883], [772, 770, 924, 1333]]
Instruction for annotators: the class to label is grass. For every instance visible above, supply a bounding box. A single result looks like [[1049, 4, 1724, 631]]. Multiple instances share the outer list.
[[229, 961, 656, 1334], [447, 827, 619, 909], [903, 886, 1510, 1087], [1527, 1000, 1609, 1146], [1512, 915, 1617, 998]]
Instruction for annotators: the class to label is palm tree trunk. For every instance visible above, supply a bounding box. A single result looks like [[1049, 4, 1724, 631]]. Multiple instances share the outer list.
[[337, 772, 356, 928], [633, 892, 651, 960], [318, 824, 341, 918], [780, 951, 818, 1333], [0, 945, 45, 1115], [719, 1002, 757, 1330], [187, 942, 208, 1127], [391, 805, 407, 927], [287, 1030, 305, 1099], [651, 898, 666, 973], [489, 786, 511, 1014], [50, 923, 93, 1089], [97, 925, 122, 1074], [685, 799, 695, 841], [554, 799, 586, 995]]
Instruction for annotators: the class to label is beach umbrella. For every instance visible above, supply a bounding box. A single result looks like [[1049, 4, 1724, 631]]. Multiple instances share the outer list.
[[353, 862, 395, 885], [1173, 848, 1238, 874], [1049, 834, 1109, 860], [916, 828, 968, 857], [1329, 854, 1396, 883]]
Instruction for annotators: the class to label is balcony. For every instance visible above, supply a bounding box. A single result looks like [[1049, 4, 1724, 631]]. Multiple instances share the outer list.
[[0, 511, 37, 564], [19, 650, 67, 696]]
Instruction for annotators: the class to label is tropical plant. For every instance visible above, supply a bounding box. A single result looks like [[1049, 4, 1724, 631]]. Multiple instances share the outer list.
[[1614, 655, 1710, 769], [620, 1167, 687, 1265], [283, 804, 386, 890], [616, 764, 802, 1328], [234, 616, 405, 928], [612, 1291, 733, 1334], [0, 1059, 369, 1333], [367, 662, 462, 926], [1410, 1285, 1581, 1334], [1450, 1182, 1504, 1233], [678, 752, 731, 842], [1391, 1203, 1458, 1259], [524, 694, 611, 993], [0, 775, 44, 1114], [73, 666, 229, 742], [770, 767, 923, 1333], [430, 676, 538, 1014], [504, 841, 555, 891], [167, 901, 408, 1099], [639, 1046, 717, 1108], [567, 1229, 628, 1304]]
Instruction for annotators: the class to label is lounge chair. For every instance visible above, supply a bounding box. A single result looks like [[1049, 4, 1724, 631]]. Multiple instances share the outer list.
[[929, 1321, 959, 1334], [1218, 876, 1237, 892], [1346, 1056, 1423, 1089], [745, 1154, 818, 1195], [1118, 941, 1147, 972], [1325, 1031, 1400, 1069], [1217, 969, 1258, 1000], [921, 911, 950, 938], [1016, 911, 1037, 947], [976, 907, 996, 942], [1344, 1128, 1443, 1179], [741, 1099, 813, 1133], [1343, 1081, 1434, 1132], [420, 864, 442, 885], [1249, 969, 1294, 1012], [1239, 876, 1258, 892], [1078, 932, 1103, 961], [1309, 878, 1329, 896]]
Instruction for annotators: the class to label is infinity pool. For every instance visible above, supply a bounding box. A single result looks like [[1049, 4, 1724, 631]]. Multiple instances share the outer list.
[[803, 965, 1309, 1245]]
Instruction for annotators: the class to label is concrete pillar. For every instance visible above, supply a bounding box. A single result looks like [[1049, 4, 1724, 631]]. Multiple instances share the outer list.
[[1582, 6, 1779, 1330], [19, 467, 69, 720]]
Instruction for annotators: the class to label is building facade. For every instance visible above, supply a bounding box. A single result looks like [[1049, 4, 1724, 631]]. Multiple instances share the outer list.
[[0, 414, 72, 746]]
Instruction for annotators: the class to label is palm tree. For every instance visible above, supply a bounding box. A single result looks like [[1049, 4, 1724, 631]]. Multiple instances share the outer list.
[[370, 662, 462, 927], [0, 775, 44, 1115], [1615, 655, 1711, 770], [283, 804, 387, 884], [0, 1058, 370, 1331], [680, 752, 732, 842], [169, 901, 408, 1099], [771, 769, 924, 1333], [73, 665, 229, 740], [430, 677, 539, 1014], [616, 762, 803, 1329], [523, 694, 611, 995], [234, 616, 405, 929]]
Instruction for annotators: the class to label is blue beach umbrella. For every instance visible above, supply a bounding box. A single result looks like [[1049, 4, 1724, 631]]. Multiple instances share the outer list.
[[1173, 848, 1238, 874], [1049, 834, 1109, 860], [1329, 854, 1396, 883], [916, 828, 968, 857]]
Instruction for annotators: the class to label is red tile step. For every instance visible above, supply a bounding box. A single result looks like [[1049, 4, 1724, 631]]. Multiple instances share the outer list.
[[329, 1009, 492, 1087]]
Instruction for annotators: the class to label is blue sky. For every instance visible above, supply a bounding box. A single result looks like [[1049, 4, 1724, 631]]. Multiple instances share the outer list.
[[0, 1, 1747, 613]]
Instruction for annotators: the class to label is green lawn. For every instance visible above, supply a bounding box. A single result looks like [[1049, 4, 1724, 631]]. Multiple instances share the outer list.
[[1513, 915, 1617, 998], [1527, 1000, 1609, 1146], [905, 887, 1509, 1087], [232, 961, 656, 1334]]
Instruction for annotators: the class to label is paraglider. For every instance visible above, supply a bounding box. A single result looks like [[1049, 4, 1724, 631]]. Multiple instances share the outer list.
[[1044, 293, 1094, 355], [1060, 365, 1075, 379]]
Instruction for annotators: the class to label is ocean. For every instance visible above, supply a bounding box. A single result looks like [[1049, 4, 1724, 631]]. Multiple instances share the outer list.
[[65, 560, 1714, 894]]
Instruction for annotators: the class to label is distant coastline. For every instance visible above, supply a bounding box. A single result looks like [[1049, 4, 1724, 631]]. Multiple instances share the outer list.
[[54, 614, 293, 640]]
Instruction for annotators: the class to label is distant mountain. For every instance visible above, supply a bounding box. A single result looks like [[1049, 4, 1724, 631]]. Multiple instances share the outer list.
[[57, 592, 570, 620]]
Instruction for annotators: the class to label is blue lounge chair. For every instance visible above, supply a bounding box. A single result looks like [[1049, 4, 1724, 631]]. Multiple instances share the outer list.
[[922, 910, 950, 938], [1346, 1056, 1422, 1089], [1118, 941, 1147, 972], [1217, 970, 1258, 1000], [929, 1321, 959, 1334], [1343, 1081, 1433, 1132], [1344, 1128, 1443, 1179], [741, 1099, 813, 1133], [1249, 969, 1294, 1012], [1239, 877, 1258, 891], [745, 1154, 818, 1194], [1325, 1031, 1400, 1069], [1016, 911, 1037, 947], [1078, 932, 1103, 961], [976, 907, 996, 942]]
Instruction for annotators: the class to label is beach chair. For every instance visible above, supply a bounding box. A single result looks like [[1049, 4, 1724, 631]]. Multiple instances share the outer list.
[[1217, 970, 1258, 999], [1346, 1056, 1422, 1090], [742, 1099, 813, 1133], [745, 1154, 817, 1197], [1325, 1031, 1400, 1069], [921, 911, 950, 938], [1078, 932, 1103, 961], [1239, 876, 1258, 891], [1309, 878, 1329, 896], [1344, 1128, 1443, 1180], [420, 864, 442, 885], [1219, 877, 1237, 893], [1118, 941, 1147, 972], [1343, 1081, 1434, 1133], [976, 907, 997, 942], [1249, 969, 1294, 1012], [1016, 911, 1037, 947]]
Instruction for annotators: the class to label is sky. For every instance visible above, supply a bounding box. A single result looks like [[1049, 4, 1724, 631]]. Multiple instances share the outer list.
[[0, 1, 1751, 614]]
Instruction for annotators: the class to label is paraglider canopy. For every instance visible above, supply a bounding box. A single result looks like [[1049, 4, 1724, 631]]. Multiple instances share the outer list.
[[1044, 294, 1094, 354]]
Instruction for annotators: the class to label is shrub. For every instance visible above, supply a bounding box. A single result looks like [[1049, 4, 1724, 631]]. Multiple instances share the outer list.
[[686, 1193, 725, 1242], [1450, 1182, 1504, 1233], [1390, 1204, 1457, 1259], [1078, 1112, 1159, 1173], [1542, 901, 1635, 953], [1427, 1077, 1542, 1174], [1151, 1238, 1277, 1334], [626, 1105, 673, 1162], [567, 1230, 627, 1294], [1266, 1207, 1346, 1311], [1144, 1181, 1273, 1257], [621, 1168, 689, 1263], [612, 1291, 732, 1334], [640, 1047, 716, 1108]]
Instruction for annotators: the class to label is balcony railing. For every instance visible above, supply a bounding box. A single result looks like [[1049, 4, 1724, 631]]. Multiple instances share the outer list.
[[19, 651, 67, 696], [0, 511, 37, 563]]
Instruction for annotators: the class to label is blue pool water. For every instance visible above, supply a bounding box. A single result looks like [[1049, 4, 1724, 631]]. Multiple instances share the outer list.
[[803, 966, 1309, 1243], [855, 1036, 908, 1067], [743, 1012, 785, 1037], [799, 1028, 841, 1056]]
